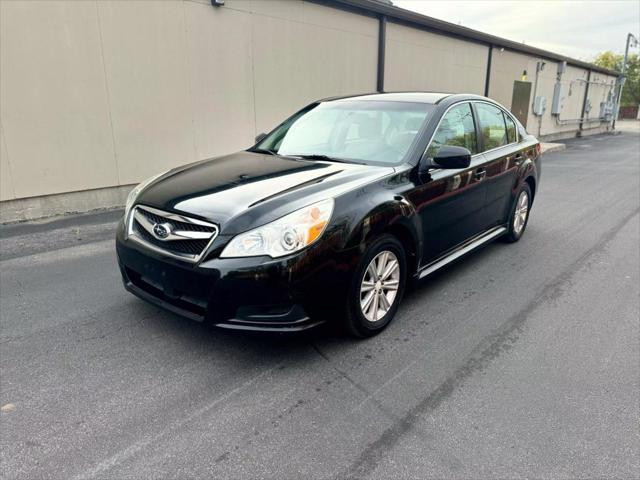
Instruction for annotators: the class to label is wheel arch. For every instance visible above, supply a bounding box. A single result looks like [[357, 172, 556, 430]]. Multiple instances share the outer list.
[[524, 175, 536, 203], [341, 197, 421, 276], [381, 221, 419, 276]]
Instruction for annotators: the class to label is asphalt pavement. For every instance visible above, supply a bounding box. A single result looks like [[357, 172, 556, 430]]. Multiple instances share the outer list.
[[1, 128, 639, 479]]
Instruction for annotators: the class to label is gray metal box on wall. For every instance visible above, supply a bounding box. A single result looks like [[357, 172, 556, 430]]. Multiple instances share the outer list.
[[533, 96, 547, 116], [551, 83, 564, 115], [600, 101, 614, 121]]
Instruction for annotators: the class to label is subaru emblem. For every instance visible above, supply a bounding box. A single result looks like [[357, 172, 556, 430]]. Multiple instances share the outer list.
[[153, 223, 172, 240]]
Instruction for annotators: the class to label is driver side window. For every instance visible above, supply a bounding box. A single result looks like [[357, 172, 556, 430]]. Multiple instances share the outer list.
[[427, 103, 478, 158]]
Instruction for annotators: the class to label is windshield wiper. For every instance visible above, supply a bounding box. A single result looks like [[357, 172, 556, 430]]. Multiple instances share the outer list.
[[291, 154, 364, 165]]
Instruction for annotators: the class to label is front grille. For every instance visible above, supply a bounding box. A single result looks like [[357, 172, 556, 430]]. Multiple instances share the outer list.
[[128, 205, 219, 262], [136, 208, 216, 234], [134, 219, 210, 255]]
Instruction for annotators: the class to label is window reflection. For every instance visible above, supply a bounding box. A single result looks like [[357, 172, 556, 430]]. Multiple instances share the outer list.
[[258, 101, 434, 166], [476, 103, 508, 150], [427, 103, 478, 158]]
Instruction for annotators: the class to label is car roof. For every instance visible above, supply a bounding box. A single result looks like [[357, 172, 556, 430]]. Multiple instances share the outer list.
[[321, 92, 455, 104]]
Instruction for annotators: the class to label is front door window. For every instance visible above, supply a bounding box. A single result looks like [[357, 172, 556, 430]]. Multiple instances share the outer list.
[[427, 103, 478, 159]]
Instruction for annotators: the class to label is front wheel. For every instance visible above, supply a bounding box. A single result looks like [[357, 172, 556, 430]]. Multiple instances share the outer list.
[[345, 235, 407, 338], [502, 183, 532, 243]]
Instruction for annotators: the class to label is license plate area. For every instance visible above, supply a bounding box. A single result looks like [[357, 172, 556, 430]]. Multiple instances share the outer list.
[[124, 262, 210, 317]]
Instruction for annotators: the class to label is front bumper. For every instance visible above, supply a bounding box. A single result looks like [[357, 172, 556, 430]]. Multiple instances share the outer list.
[[116, 220, 350, 332]]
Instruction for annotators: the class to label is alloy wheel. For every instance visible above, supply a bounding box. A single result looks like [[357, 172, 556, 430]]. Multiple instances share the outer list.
[[513, 190, 529, 235], [360, 250, 400, 322]]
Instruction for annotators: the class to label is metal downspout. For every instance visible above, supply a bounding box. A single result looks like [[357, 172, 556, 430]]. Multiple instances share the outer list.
[[578, 70, 591, 135]]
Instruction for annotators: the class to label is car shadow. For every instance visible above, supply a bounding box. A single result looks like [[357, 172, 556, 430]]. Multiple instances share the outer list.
[[122, 240, 508, 369]]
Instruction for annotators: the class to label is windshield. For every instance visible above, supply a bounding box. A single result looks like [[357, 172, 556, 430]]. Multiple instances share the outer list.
[[254, 101, 434, 166]]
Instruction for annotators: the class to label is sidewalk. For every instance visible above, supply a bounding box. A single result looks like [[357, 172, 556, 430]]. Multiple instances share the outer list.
[[0, 209, 121, 260], [616, 119, 640, 133]]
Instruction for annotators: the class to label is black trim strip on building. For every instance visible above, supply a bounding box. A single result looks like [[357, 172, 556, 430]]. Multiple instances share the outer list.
[[484, 45, 493, 97], [311, 0, 619, 78], [377, 15, 386, 92]]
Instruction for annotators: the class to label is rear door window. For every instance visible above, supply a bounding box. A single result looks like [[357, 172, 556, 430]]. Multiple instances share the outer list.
[[503, 112, 517, 143], [476, 103, 508, 151]]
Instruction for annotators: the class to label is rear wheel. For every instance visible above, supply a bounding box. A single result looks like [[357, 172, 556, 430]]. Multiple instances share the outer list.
[[345, 235, 406, 337], [502, 183, 532, 243]]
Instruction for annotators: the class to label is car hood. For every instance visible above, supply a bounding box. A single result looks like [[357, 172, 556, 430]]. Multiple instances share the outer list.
[[137, 151, 393, 233]]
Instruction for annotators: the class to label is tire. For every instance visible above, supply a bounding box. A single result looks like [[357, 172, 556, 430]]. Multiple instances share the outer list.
[[345, 234, 407, 338], [502, 183, 532, 243]]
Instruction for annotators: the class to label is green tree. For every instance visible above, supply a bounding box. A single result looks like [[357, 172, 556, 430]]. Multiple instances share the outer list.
[[594, 51, 639, 106]]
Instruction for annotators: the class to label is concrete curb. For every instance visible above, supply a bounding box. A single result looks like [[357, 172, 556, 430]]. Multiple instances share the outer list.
[[540, 143, 567, 154]]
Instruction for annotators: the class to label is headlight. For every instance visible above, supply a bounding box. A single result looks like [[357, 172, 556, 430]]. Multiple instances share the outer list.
[[124, 171, 167, 220], [220, 199, 334, 258]]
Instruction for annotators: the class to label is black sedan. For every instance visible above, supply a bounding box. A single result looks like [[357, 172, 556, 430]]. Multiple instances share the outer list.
[[116, 92, 540, 337]]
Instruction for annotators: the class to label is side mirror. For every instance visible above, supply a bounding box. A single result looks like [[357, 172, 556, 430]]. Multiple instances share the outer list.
[[420, 144, 471, 172], [432, 145, 472, 169], [255, 132, 267, 144], [418, 145, 471, 182]]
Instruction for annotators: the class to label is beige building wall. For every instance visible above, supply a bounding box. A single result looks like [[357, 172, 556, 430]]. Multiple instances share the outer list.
[[553, 65, 589, 134], [489, 49, 616, 137], [1, 125, 14, 201], [384, 22, 488, 94], [0, 0, 377, 210], [97, 0, 196, 186], [247, 1, 378, 133], [0, 0, 618, 221], [527, 58, 570, 137], [0, 0, 118, 201], [585, 72, 617, 126], [185, 1, 256, 163], [488, 49, 536, 110], [488, 49, 558, 135]]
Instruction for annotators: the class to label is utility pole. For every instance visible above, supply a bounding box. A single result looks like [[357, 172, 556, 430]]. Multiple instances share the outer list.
[[613, 33, 639, 129]]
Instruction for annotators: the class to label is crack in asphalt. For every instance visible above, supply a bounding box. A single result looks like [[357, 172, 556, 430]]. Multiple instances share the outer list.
[[310, 342, 403, 425], [71, 367, 279, 480], [340, 206, 640, 480]]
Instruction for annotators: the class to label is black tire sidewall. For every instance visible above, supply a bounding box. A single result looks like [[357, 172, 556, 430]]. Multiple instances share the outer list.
[[346, 235, 407, 337]]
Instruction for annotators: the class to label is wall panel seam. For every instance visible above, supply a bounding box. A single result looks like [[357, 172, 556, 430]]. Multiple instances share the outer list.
[[181, 0, 198, 162], [249, 9, 258, 138], [0, 2, 16, 199], [0, 122, 17, 199], [95, 0, 120, 186]]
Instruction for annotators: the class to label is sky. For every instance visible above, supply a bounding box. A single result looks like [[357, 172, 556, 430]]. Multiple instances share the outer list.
[[393, 0, 640, 61]]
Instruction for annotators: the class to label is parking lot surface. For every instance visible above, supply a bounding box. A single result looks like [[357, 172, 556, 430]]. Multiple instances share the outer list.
[[1, 129, 638, 479]]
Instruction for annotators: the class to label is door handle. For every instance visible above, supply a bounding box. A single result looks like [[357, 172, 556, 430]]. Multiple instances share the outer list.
[[474, 168, 486, 181], [513, 153, 526, 163]]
